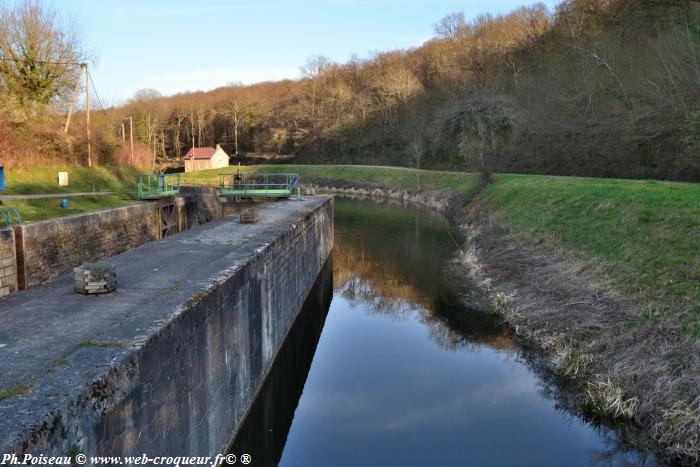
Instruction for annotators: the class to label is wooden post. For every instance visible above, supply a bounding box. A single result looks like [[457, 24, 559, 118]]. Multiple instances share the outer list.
[[85, 63, 92, 168], [129, 116, 134, 166]]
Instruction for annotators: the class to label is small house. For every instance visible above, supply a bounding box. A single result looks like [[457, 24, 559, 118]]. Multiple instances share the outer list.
[[184, 144, 230, 172]]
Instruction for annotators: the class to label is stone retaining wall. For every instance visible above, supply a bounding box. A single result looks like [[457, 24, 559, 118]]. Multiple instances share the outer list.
[[90, 199, 334, 456], [178, 186, 223, 228], [15, 203, 161, 288], [7, 188, 225, 291], [0, 229, 17, 297]]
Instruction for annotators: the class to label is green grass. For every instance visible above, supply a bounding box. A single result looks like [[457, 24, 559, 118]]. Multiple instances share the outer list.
[[480, 174, 700, 334], [78, 338, 125, 348], [183, 164, 700, 334], [0, 383, 31, 402], [181, 164, 479, 196], [0, 195, 136, 222], [4, 164, 140, 197], [1, 164, 142, 221]]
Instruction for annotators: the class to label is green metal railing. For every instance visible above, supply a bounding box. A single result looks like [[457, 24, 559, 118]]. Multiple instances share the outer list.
[[137, 174, 181, 200], [218, 173, 299, 198], [0, 207, 21, 227]]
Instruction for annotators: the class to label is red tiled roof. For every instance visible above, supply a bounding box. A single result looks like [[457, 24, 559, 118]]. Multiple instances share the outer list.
[[184, 147, 217, 160]]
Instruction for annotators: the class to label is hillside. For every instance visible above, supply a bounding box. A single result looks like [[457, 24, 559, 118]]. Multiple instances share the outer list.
[[2, 1, 698, 182], [103, 0, 700, 182]]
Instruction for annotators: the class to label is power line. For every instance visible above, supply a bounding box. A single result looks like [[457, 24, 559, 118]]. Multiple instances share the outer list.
[[87, 68, 115, 124]]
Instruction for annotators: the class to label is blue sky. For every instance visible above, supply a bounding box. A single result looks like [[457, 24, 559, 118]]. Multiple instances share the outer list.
[[56, 0, 562, 104]]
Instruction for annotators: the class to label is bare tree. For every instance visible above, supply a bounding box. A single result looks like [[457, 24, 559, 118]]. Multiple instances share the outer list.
[[0, 0, 87, 110], [300, 55, 332, 132]]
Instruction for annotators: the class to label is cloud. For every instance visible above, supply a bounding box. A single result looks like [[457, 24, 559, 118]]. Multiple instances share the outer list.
[[141, 65, 301, 95]]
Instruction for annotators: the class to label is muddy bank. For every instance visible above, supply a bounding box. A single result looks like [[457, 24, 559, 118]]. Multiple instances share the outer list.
[[303, 179, 699, 466]]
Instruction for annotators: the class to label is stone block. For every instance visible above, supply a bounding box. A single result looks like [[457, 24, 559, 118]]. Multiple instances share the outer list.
[[73, 264, 117, 295]]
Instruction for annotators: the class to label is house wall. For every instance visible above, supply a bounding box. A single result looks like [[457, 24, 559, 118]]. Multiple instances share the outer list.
[[184, 147, 230, 172], [211, 148, 230, 170], [185, 160, 210, 172], [185, 159, 211, 172]]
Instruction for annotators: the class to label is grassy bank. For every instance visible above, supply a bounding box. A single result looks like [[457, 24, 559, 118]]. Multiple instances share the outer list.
[[0, 195, 136, 222], [4, 164, 139, 196], [181, 164, 479, 196], [1, 164, 141, 222], [190, 164, 698, 334], [479, 174, 700, 336], [205, 166, 697, 332]]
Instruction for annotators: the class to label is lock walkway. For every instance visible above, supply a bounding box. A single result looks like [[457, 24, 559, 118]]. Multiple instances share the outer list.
[[0, 196, 329, 395]]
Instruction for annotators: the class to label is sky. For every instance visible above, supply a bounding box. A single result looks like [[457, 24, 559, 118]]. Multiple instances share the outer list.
[[54, 0, 562, 104]]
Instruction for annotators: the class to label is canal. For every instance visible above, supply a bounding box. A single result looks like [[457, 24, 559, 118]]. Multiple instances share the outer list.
[[231, 198, 652, 466]]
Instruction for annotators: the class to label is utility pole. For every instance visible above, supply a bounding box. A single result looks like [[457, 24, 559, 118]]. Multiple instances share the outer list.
[[85, 63, 92, 168], [129, 116, 134, 166], [64, 67, 82, 133], [417, 148, 421, 191]]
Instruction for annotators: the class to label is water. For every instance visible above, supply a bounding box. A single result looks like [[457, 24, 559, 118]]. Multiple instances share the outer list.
[[231, 198, 652, 466]]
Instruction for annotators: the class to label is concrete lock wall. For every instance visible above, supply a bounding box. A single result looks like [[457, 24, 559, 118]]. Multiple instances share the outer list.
[[91, 199, 334, 456], [0, 197, 334, 457], [177, 186, 224, 228], [0, 228, 18, 297]]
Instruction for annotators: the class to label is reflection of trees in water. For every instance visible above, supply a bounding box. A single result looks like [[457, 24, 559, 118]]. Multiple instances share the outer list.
[[333, 240, 516, 354], [340, 274, 422, 320], [328, 200, 654, 465], [339, 272, 463, 350]]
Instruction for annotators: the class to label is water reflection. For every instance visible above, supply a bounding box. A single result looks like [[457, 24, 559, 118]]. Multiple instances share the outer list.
[[232, 198, 653, 467], [333, 199, 514, 354]]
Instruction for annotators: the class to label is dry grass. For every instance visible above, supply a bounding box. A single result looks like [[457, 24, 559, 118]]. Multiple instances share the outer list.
[[654, 401, 700, 461], [459, 212, 700, 464], [584, 378, 640, 420]]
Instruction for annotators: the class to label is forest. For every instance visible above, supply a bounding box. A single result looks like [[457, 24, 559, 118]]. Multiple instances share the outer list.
[[2, 0, 700, 181]]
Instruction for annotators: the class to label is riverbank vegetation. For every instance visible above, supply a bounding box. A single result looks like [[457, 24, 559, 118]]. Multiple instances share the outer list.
[[187, 163, 699, 463], [479, 175, 700, 336]]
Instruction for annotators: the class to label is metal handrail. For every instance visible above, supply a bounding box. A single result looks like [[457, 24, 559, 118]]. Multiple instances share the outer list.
[[137, 174, 181, 200], [0, 208, 22, 228], [218, 173, 299, 197]]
